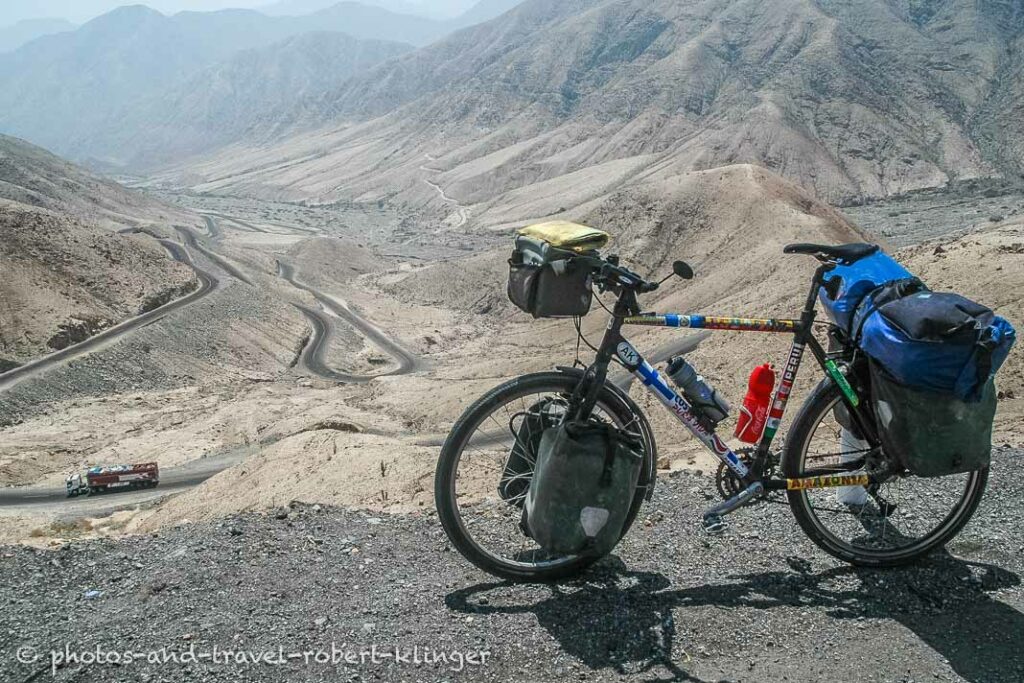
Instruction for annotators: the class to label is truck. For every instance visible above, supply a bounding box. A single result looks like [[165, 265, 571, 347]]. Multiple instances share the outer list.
[[65, 462, 160, 497]]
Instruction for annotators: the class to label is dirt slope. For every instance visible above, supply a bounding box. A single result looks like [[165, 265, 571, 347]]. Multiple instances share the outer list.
[[0, 200, 197, 368]]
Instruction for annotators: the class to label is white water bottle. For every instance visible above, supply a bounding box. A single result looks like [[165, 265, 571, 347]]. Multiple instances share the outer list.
[[836, 428, 869, 505]]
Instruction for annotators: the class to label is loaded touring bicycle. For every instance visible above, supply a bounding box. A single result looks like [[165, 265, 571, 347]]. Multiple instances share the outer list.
[[435, 223, 1015, 581]]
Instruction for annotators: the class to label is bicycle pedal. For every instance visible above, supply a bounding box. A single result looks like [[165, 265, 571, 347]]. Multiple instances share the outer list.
[[702, 514, 729, 535]]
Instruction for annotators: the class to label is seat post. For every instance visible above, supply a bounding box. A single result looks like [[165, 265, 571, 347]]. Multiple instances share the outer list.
[[802, 262, 835, 319]]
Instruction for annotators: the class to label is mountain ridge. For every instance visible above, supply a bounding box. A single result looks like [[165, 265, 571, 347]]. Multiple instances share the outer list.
[[178, 0, 1023, 216], [0, 1, 523, 166]]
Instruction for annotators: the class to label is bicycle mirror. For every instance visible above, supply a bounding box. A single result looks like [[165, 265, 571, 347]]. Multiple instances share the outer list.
[[673, 261, 694, 280]]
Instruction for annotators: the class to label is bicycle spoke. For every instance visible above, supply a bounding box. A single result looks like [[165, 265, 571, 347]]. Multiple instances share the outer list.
[[446, 381, 646, 573], [794, 394, 980, 559]]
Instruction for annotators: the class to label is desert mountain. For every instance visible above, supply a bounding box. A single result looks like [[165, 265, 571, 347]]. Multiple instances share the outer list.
[[0, 18, 75, 53], [180, 0, 1024, 217], [0, 134, 201, 369], [0, 2, 463, 164], [0, 134, 189, 229], [0, 6, 295, 162], [96, 31, 412, 169], [0, 1, 529, 168]]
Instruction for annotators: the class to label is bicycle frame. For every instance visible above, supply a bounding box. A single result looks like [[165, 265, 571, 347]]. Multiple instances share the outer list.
[[579, 264, 882, 501]]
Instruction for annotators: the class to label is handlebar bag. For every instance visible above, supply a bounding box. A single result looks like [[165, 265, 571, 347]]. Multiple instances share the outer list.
[[819, 250, 914, 335], [525, 419, 643, 557], [498, 397, 569, 507], [507, 234, 594, 318], [871, 362, 996, 477], [859, 290, 1015, 402]]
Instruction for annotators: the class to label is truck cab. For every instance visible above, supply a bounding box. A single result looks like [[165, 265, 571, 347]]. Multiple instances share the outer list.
[[65, 472, 87, 497]]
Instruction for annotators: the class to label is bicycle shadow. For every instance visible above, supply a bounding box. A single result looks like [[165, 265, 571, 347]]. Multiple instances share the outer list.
[[445, 552, 1023, 682]]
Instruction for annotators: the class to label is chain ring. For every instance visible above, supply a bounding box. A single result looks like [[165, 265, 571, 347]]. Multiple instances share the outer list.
[[715, 447, 759, 501]]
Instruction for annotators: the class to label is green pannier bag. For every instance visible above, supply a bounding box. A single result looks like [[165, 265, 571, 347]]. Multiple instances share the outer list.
[[871, 363, 996, 477], [525, 419, 643, 557], [497, 397, 568, 507]]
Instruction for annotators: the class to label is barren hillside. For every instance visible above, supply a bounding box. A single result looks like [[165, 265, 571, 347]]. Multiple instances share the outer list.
[[178, 0, 1024, 216], [0, 134, 191, 230], [0, 135, 203, 369], [0, 200, 197, 369]]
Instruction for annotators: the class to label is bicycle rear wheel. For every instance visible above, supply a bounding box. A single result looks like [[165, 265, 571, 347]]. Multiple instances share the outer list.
[[434, 371, 656, 581], [782, 379, 988, 567]]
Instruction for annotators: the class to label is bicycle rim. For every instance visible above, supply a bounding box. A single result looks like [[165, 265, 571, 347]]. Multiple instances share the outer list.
[[439, 376, 649, 576], [789, 391, 986, 564]]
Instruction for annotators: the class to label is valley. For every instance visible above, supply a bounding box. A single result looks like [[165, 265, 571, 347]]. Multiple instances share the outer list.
[[1, 1, 1023, 680], [2, 166, 1021, 548]]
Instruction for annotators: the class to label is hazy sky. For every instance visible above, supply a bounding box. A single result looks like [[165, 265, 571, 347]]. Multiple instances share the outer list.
[[0, 0, 469, 26]]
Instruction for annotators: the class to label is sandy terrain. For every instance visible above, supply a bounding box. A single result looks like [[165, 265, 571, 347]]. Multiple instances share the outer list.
[[2, 164, 1020, 547], [0, 201, 199, 367]]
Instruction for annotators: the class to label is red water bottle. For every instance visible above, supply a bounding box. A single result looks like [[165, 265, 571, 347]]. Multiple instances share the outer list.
[[734, 363, 776, 444]]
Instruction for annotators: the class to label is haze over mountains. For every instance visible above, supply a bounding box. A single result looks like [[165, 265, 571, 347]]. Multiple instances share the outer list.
[[92, 31, 413, 167], [186, 0, 1024, 214], [0, 1, 523, 168], [0, 18, 76, 53]]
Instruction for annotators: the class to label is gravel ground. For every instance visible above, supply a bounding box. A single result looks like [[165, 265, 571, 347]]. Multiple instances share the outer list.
[[2, 452, 1022, 683]]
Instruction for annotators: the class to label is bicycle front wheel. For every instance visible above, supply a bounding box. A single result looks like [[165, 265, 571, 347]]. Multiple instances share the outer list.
[[782, 379, 988, 567], [434, 371, 656, 581]]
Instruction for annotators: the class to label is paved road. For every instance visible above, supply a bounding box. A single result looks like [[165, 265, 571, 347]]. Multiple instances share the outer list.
[[0, 444, 256, 511], [278, 260, 422, 377], [292, 303, 382, 384], [0, 239, 218, 396], [176, 225, 254, 286]]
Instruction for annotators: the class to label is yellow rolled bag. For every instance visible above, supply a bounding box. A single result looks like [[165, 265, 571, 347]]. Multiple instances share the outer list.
[[516, 221, 610, 253]]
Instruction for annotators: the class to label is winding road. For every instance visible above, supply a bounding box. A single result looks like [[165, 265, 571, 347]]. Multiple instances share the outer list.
[[0, 212, 429, 509], [277, 260, 422, 379], [0, 239, 218, 395], [176, 225, 254, 286], [421, 154, 469, 228]]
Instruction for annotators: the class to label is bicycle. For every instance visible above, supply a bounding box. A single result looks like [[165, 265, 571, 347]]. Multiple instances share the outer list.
[[435, 243, 988, 581]]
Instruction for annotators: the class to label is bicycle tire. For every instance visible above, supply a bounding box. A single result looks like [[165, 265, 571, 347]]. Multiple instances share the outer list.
[[782, 378, 988, 567], [435, 370, 657, 581]]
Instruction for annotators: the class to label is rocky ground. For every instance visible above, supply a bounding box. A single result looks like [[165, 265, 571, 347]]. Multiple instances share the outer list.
[[841, 179, 1024, 247], [1, 452, 1022, 683]]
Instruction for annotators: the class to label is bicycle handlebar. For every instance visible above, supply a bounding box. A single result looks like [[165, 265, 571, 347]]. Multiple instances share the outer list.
[[575, 255, 659, 293], [600, 262, 659, 293]]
